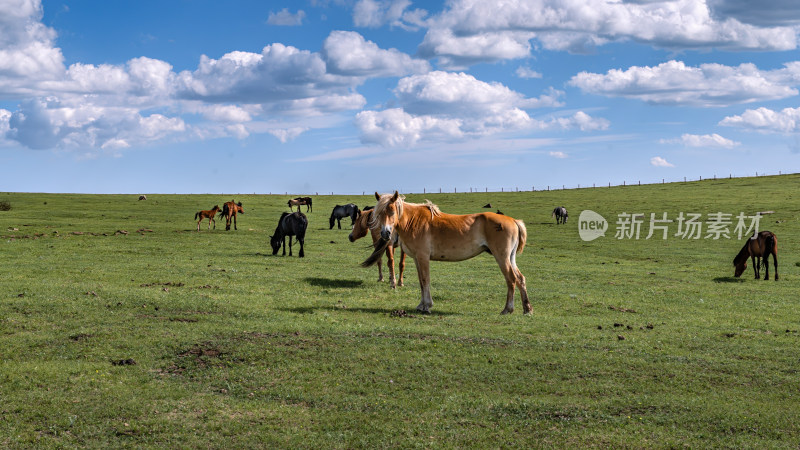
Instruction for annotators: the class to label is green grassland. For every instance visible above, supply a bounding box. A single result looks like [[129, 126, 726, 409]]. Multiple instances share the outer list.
[[1, 175, 799, 448]]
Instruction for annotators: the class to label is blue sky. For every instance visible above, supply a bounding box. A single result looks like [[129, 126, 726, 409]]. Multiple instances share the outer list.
[[1, 0, 799, 194]]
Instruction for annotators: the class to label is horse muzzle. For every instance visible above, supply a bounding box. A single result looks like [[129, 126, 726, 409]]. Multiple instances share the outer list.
[[380, 226, 393, 241]]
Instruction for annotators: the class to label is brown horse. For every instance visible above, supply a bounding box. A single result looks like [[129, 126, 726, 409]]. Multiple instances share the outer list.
[[194, 205, 221, 231], [288, 197, 312, 212], [734, 231, 778, 280], [218, 200, 244, 231], [349, 209, 406, 288], [363, 191, 530, 315]]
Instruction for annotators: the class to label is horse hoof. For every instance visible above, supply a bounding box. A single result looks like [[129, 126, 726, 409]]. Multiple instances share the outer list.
[[500, 309, 513, 315]]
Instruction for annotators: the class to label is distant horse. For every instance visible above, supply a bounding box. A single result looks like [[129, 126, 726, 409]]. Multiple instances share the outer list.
[[138, 195, 147, 201], [364, 192, 530, 315], [552, 206, 568, 224], [330, 203, 360, 229], [734, 231, 778, 280], [194, 205, 221, 231], [349, 209, 406, 288], [218, 200, 244, 231], [288, 196, 312, 212], [271, 212, 307, 257]]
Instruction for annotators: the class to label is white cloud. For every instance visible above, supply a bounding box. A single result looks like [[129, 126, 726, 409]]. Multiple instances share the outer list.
[[267, 8, 306, 26], [516, 66, 542, 79], [708, 0, 800, 26], [660, 133, 739, 148], [419, 0, 798, 67], [355, 71, 608, 147], [268, 126, 309, 143], [549, 151, 567, 158], [570, 60, 799, 107], [353, 0, 422, 29], [651, 156, 675, 167], [322, 30, 430, 77], [720, 107, 800, 133]]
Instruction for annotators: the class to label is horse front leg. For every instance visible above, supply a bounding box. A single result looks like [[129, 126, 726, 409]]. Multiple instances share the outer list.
[[298, 238, 304, 258], [398, 249, 406, 287], [282, 236, 287, 256], [413, 257, 432, 313], [233, 214, 237, 230], [385, 246, 395, 288]]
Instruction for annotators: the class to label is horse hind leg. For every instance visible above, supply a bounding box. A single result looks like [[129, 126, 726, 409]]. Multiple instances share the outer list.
[[398, 249, 406, 287], [298, 238, 304, 258], [773, 252, 779, 281]]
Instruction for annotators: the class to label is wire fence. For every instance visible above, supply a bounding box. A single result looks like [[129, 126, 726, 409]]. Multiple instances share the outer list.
[[264, 170, 795, 196]]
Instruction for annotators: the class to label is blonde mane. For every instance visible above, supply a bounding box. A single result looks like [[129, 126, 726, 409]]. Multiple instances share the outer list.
[[370, 193, 441, 230]]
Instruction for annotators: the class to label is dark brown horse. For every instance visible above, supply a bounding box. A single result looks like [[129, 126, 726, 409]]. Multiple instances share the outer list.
[[194, 205, 221, 231], [734, 231, 778, 280], [349, 209, 406, 288], [288, 197, 312, 212], [218, 200, 244, 231]]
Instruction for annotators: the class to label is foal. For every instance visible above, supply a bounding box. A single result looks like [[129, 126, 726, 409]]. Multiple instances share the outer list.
[[195, 205, 221, 231]]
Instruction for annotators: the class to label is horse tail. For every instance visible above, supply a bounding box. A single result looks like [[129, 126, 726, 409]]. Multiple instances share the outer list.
[[361, 238, 391, 267], [515, 220, 527, 255], [194, 212, 199, 220]]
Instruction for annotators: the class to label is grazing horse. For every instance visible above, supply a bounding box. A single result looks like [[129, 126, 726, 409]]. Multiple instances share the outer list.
[[138, 195, 147, 201], [288, 196, 312, 212], [194, 205, 221, 231], [349, 209, 406, 288], [271, 212, 307, 257], [552, 206, 568, 224], [329, 203, 360, 229], [218, 200, 244, 231], [734, 231, 778, 280], [364, 191, 530, 315]]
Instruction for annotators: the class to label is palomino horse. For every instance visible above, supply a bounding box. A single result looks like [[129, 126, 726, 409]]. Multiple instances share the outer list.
[[195, 205, 221, 231], [218, 200, 244, 231], [271, 212, 308, 257], [288, 196, 312, 212], [349, 209, 406, 288], [734, 231, 778, 280], [552, 206, 568, 224], [364, 191, 530, 315]]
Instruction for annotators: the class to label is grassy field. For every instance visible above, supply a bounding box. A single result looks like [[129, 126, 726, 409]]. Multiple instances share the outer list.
[[1, 175, 799, 448]]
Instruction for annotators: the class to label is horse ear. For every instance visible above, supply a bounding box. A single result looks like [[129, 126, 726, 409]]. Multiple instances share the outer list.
[[374, 192, 381, 201], [391, 191, 399, 203]]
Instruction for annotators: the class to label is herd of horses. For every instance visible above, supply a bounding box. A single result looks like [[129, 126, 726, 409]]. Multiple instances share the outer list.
[[189, 194, 779, 315]]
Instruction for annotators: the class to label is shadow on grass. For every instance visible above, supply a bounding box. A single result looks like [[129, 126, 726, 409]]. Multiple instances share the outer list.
[[713, 276, 745, 283], [278, 305, 456, 317], [305, 277, 364, 288]]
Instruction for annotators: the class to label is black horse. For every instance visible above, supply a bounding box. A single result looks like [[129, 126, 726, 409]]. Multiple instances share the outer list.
[[271, 212, 308, 257], [329, 203, 360, 229], [552, 206, 568, 224]]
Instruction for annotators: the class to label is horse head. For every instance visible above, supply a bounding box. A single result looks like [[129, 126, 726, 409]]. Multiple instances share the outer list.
[[269, 234, 281, 255], [348, 210, 371, 242], [372, 191, 401, 241]]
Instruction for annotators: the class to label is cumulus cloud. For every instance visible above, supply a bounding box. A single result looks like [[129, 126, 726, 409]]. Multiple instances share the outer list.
[[708, 0, 800, 26], [355, 71, 608, 147], [322, 30, 430, 77], [419, 0, 798, 67], [660, 133, 739, 148], [720, 107, 800, 133], [353, 0, 425, 29], [650, 156, 675, 167], [569, 60, 799, 107], [267, 8, 306, 26]]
